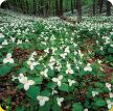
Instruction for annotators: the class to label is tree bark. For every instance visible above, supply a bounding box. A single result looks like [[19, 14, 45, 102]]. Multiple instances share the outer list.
[[76, 0, 82, 22], [93, 0, 96, 16], [106, 1, 112, 16]]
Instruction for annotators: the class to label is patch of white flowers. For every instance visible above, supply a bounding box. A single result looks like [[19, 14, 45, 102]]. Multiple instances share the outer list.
[[3, 53, 14, 64], [37, 96, 49, 106], [92, 91, 99, 97], [52, 75, 63, 87], [56, 97, 64, 106], [105, 83, 112, 91], [27, 52, 39, 70], [66, 62, 74, 74], [18, 73, 35, 91], [84, 63, 92, 72]]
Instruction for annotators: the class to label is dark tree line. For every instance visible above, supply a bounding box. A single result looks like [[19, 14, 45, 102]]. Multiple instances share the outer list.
[[93, 0, 112, 16], [0, 0, 112, 21]]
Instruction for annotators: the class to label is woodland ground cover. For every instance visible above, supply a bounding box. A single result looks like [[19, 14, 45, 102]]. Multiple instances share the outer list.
[[0, 10, 113, 111]]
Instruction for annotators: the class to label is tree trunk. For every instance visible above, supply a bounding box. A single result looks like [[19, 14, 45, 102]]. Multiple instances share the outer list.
[[93, 0, 96, 16], [71, 0, 74, 14], [106, 1, 112, 16], [98, 0, 104, 14], [59, 0, 63, 16], [76, 0, 82, 22]]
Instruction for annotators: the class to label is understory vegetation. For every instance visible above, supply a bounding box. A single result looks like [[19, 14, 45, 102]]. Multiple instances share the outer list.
[[0, 10, 113, 111]]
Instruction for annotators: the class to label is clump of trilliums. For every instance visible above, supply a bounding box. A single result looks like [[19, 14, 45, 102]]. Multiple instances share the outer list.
[[27, 52, 39, 70], [1, 12, 113, 111], [3, 53, 14, 64]]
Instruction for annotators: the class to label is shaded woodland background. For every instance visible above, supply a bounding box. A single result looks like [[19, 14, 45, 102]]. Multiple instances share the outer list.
[[0, 0, 112, 19]]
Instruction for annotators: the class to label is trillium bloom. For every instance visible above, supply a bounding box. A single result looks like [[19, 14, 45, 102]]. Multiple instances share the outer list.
[[64, 46, 70, 53], [84, 109, 88, 111], [52, 75, 63, 86], [109, 93, 113, 98], [0, 45, 3, 49], [3, 53, 14, 64], [56, 97, 64, 106], [17, 40, 22, 45], [2, 40, 8, 45], [0, 33, 4, 38], [40, 69, 48, 78], [49, 56, 56, 64], [10, 37, 16, 43], [106, 83, 112, 91], [106, 99, 113, 109], [84, 63, 92, 72], [92, 91, 99, 97], [48, 56, 56, 69], [68, 79, 76, 86], [66, 62, 74, 74], [37, 96, 49, 106], [27, 60, 38, 70], [18, 73, 35, 91], [60, 53, 67, 59], [52, 90, 58, 95]]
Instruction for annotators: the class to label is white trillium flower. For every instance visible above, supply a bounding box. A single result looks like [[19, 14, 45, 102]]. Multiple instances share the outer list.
[[37, 96, 49, 106], [27, 60, 38, 70], [66, 62, 74, 74], [92, 91, 99, 97], [31, 51, 37, 56], [109, 93, 113, 98], [3, 53, 14, 64], [17, 40, 22, 45], [68, 79, 76, 86], [0, 45, 3, 49], [0, 33, 4, 38], [2, 40, 8, 45], [11, 37, 16, 42], [84, 109, 88, 111], [52, 90, 58, 95], [106, 83, 112, 91], [40, 69, 48, 78], [52, 75, 63, 86], [106, 99, 113, 109], [49, 56, 56, 64], [64, 46, 70, 53], [84, 63, 92, 72], [60, 53, 67, 59], [56, 97, 64, 106], [18, 73, 35, 91], [44, 48, 49, 53]]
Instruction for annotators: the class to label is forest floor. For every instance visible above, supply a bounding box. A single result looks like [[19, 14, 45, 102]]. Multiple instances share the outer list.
[[0, 10, 113, 111]]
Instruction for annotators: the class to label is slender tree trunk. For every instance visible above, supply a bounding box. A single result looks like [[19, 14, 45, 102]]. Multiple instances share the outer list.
[[71, 0, 74, 14], [76, 0, 82, 22], [33, 0, 36, 15], [56, 0, 63, 16], [98, 0, 104, 14], [106, 1, 112, 16], [93, 0, 96, 16], [59, 0, 63, 16], [56, 0, 59, 15]]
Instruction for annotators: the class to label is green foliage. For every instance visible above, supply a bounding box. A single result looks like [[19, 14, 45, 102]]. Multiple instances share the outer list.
[[72, 103, 83, 111]]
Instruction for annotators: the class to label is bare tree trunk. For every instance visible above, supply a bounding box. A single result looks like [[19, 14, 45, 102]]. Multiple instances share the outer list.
[[71, 0, 74, 14], [93, 0, 96, 16], [106, 1, 112, 16], [76, 0, 82, 22], [59, 0, 63, 16], [56, 0, 63, 16], [98, 0, 104, 14], [56, 0, 59, 15]]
